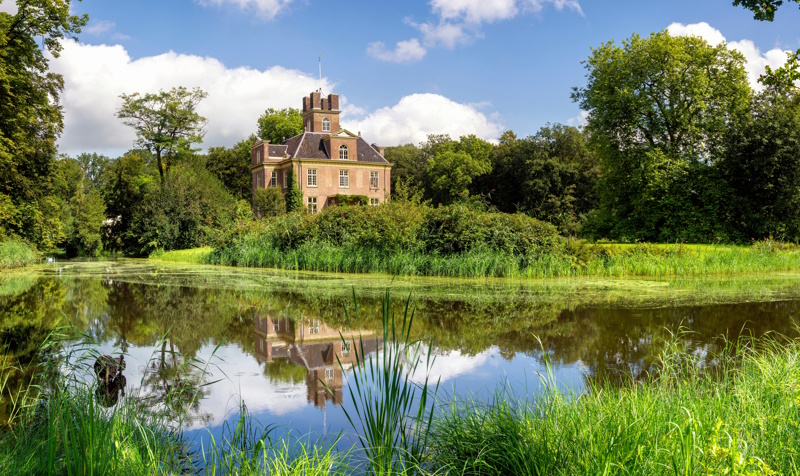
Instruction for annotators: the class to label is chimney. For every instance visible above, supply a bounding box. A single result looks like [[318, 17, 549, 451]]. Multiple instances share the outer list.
[[310, 91, 321, 109], [372, 143, 385, 156], [329, 94, 339, 110], [302, 96, 310, 112]]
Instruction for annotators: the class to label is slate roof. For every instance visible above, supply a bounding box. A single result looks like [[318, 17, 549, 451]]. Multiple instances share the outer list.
[[283, 132, 389, 164], [268, 145, 287, 158]]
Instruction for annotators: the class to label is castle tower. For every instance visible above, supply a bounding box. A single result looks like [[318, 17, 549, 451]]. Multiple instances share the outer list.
[[302, 92, 341, 133]]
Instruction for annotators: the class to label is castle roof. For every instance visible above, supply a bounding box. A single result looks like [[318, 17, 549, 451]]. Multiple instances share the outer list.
[[283, 131, 390, 164]]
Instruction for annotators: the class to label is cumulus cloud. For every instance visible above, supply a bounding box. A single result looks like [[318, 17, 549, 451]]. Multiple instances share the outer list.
[[667, 22, 792, 90], [367, 39, 427, 63], [0, 0, 18, 14], [342, 93, 503, 146], [197, 0, 293, 19], [49, 39, 330, 155], [371, 0, 583, 63], [567, 110, 589, 128]]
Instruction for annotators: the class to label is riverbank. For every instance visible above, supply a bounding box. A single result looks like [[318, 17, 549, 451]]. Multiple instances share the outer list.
[[162, 241, 800, 279], [0, 239, 38, 269], [2, 330, 798, 474]]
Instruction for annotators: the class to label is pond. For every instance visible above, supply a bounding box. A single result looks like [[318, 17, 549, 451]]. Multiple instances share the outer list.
[[2, 259, 800, 450]]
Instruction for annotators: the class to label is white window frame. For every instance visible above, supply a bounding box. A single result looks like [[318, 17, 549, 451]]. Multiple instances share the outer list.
[[270, 171, 277, 187], [325, 368, 334, 381], [256, 149, 262, 163], [342, 341, 351, 357], [339, 145, 349, 160], [369, 198, 380, 206], [309, 319, 320, 334], [370, 171, 379, 189], [339, 170, 349, 188], [307, 196, 318, 214], [257, 171, 263, 188], [283, 170, 288, 189], [307, 169, 317, 187], [322, 118, 331, 132]]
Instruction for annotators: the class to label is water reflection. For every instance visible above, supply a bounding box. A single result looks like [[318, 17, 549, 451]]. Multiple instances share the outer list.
[[1, 261, 800, 434], [253, 314, 382, 408]]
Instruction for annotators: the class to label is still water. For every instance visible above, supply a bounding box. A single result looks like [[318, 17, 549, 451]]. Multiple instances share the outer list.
[[2, 260, 800, 448]]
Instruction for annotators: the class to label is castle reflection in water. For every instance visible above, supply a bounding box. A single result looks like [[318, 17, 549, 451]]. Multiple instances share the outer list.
[[253, 312, 382, 408]]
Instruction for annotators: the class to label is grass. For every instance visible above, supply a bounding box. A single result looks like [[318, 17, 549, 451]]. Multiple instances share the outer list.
[[0, 239, 39, 269], [149, 246, 213, 264], [206, 239, 800, 279], [429, 332, 800, 475]]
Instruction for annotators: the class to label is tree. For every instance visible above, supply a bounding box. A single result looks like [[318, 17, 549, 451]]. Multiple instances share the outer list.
[[75, 153, 110, 192], [572, 31, 751, 241], [101, 150, 152, 252], [117, 87, 208, 185], [722, 88, 800, 240], [733, 0, 799, 21], [253, 187, 285, 218], [0, 0, 87, 247], [71, 188, 106, 256], [257, 108, 303, 144], [284, 167, 303, 213], [422, 135, 492, 205], [205, 136, 254, 201]]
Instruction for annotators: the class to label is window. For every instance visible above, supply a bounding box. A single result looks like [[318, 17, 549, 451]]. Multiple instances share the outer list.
[[270, 171, 277, 187], [339, 145, 349, 160], [342, 341, 351, 357], [307, 169, 317, 187], [322, 118, 331, 132], [309, 319, 320, 334], [307, 196, 317, 214], [325, 368, 334, 381], [339, 170, 349, 188], [370, 198, 380, 206], [274, 321, 280, 332], [256, 149, 262, 163], [257, 171, 263, 188], [283, 170, 288, 189], [370, 171, 379, 189]]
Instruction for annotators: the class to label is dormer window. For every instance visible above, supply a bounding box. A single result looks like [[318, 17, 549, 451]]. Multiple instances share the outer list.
[[339, 145, 349, 160], [322, 118, 331, 132]]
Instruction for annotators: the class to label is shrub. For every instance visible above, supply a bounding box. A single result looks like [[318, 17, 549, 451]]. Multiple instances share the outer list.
[[332, 194, 368, 206]]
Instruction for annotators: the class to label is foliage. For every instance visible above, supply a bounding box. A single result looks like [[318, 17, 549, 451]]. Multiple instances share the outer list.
[[0, 0, 86, 250], [252, 187, 285, 218], [257, 107, 303, 144], [284, 166, 303, 213], [733, 0, 800, 20], [722, 88, 800, 241], [117, 87, 208, 185], [100, 150, 152, 253], [483, 125, 599, 235], [128, 164, 236, 255], [333, 194, 368, 206], [0, 239, 38, 269], [205, 136, 254, 202], [573, 30, 752, 242], [70, 188, 106, 256]]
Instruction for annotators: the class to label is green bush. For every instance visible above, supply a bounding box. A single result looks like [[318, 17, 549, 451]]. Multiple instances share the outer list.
[[332, 194, 368, 206], [0, 239, 39, 269]]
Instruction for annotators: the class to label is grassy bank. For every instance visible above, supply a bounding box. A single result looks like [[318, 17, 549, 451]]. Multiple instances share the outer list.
[[149, 246, 213, 264], [0, 239, 39, 269], [204, 203, 800, 278]]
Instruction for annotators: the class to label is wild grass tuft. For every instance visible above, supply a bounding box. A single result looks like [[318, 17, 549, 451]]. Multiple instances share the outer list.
[[0, 239, 39, 269]]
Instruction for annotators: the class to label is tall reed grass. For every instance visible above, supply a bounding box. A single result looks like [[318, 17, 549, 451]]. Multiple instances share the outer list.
[[0, 239, 39, 269]]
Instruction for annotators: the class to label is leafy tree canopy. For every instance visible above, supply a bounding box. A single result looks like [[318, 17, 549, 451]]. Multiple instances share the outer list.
[[257, 108, 303, 144], [205, 136, 254, 202], [733, 0, 800, 21], [117, 87, 208, 185], [284, 167, 303, 213]]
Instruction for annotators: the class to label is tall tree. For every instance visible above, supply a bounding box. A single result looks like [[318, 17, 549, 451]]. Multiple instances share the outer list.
[[205, 136, 254, 201], [0, 0, 87, 246], [572, 31, 751, 241], [117, 87, 208, 185], [257, 108, 303, 144], [733, 0, 800, 20]]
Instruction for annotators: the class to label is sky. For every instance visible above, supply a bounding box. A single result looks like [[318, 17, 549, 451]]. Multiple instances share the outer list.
[[3, 0, 799, 156]]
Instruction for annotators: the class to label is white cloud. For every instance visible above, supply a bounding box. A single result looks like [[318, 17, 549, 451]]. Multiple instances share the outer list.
[[667, 22, 791, 90], [567, 110, 589, 128], [197, 0, 293, 19], [371, 0, 583, 63], [431, 0, 518, 23], [49, 39, 330, 155], [367, 39, 428, 63], [342, 93, 503, 146], [85, 20, 116, 35], [407, 349, 492, 384], [0, 0, 17, 14]]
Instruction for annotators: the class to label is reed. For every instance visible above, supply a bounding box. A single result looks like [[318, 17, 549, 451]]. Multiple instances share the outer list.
[[0, 239, 39, 269]]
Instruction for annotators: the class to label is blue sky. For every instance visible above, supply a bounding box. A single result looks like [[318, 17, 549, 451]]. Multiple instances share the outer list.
[[6, 0, 798, 155]]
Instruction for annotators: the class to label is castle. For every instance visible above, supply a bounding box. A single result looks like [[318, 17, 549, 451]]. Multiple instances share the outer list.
[[250, 91, 392, 213]]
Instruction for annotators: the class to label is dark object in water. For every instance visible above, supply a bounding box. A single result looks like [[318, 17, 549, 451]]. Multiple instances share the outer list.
[[95, 374, 126, 407], [94, 354, 126, 383], [93, 354, 127, 407]]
